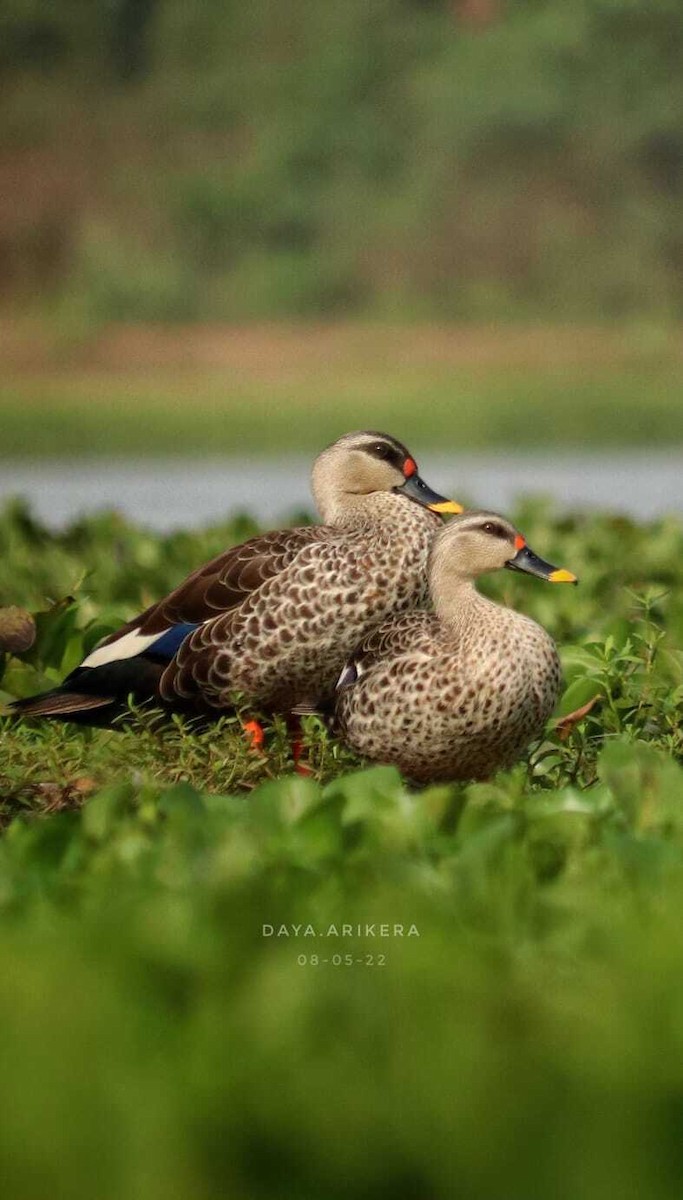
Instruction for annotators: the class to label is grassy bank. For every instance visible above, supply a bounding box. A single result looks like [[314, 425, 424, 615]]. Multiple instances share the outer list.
[[1, 499, 683, 1197], [2, 323, 683, 457]]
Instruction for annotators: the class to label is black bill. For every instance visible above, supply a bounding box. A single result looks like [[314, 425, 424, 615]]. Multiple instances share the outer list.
[[506, 545, 577, 584], [395, 474, 462, 514]]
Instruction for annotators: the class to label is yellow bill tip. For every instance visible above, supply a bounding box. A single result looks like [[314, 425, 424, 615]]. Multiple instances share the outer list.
[[548, 568, 578, 584], [428, 500, 464, 515]]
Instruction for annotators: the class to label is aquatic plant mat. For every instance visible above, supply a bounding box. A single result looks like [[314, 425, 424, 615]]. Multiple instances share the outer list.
[[1, 498, 682, 1198]]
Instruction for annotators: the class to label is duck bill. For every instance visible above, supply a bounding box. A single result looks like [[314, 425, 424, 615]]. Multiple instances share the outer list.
[[396, 473, 462, 514], [506, 545, 577, 584]]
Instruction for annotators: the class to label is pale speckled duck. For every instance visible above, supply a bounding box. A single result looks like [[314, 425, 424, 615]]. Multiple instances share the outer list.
[[335, 511, 577, 784], [13, 431, 461, 724]]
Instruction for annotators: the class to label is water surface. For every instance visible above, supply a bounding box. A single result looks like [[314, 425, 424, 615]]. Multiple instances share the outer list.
[[1, 452, 680, 530]]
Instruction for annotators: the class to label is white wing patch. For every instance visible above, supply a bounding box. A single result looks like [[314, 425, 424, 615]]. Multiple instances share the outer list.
[[81, 629, 165, 669], [336, 659, 363, 691]]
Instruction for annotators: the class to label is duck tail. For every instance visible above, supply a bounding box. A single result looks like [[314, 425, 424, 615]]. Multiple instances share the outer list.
[[8, 658, 166, 727], [9, 688, 117, 723]]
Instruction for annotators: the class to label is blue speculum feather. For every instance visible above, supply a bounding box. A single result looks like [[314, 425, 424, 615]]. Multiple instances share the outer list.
[[145, 623, 200, 661]]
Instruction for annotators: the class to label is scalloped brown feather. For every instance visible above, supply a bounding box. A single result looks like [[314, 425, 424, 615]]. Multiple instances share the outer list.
[[98, 527, 326, 642], [157, 497, 442, 715]]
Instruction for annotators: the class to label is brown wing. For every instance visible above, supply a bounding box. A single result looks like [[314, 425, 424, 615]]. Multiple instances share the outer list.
[[101, 525, 327, 643], [337, 611, 438, 690]]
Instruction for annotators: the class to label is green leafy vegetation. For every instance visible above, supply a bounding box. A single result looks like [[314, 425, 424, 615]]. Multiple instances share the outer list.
[[0, 499, 682, 1195]]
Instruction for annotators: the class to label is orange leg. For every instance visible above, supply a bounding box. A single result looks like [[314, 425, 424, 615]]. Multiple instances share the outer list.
[[243, 718, 265, 753]]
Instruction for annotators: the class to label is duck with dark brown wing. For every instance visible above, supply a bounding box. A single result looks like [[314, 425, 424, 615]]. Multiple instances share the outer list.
[[12, 432, 461, 726]]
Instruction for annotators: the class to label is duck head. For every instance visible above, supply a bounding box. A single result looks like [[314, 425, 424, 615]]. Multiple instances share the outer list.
[[312, 431, 462, 523], [429, 510, 578, 588]]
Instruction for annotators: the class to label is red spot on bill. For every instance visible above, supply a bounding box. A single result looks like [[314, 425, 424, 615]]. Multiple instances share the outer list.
[[403, 457, 417, 478], [514, 534, 526, 551]]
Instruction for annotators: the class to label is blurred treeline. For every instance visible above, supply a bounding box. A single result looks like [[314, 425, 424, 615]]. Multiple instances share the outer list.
[[2, 0, 683, 322]]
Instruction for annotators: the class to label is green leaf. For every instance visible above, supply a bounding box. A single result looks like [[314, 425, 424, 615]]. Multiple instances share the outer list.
[[555, 677, 603, 719]]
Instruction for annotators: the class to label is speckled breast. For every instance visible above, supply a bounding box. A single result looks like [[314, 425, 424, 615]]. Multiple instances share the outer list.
[[336, 612, 562, 785]]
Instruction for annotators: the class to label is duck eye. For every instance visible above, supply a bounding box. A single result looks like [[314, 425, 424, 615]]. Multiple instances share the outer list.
[[481, 521, 506, 538], [371, 443, 392, 460]]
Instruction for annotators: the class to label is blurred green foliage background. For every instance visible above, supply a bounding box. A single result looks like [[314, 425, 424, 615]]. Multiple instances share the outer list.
[[3, 0, 683, 323]]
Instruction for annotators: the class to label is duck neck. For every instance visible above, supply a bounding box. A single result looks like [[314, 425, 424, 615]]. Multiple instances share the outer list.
[[322, 490, 439, 532], [431, 574, 497, 633]]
